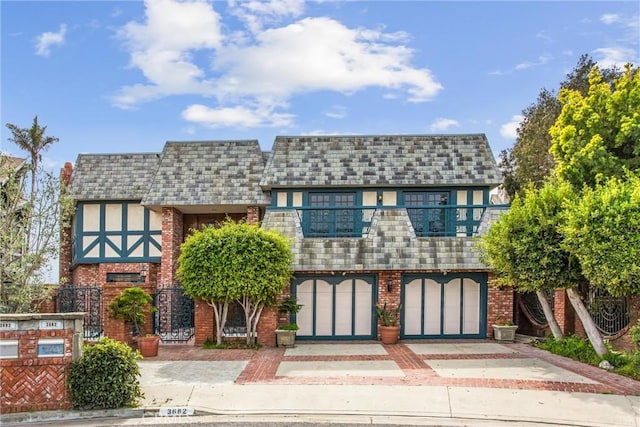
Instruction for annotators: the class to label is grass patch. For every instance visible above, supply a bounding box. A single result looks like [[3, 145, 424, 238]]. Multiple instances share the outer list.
[[202, 337, 261, 350], [534, 335, 640, 381]]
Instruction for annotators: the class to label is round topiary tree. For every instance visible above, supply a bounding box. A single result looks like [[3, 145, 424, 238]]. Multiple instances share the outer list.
[[67, 337, 143, 409], [177, 220, 292, 345]]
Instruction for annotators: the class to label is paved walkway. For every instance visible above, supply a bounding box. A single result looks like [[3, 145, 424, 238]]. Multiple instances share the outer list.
[[134, 341, 640, 426], [4, 341, 639, 426]]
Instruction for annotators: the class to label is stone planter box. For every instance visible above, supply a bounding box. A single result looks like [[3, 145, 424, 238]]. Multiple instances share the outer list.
[[492, 324, 518, 342], [275, 329, 297, 347]]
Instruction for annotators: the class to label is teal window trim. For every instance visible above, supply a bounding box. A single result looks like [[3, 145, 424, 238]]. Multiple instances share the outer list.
[[400, 273, 488, 339], [302, 191, 362, 237], [73, 201, 161, 265]]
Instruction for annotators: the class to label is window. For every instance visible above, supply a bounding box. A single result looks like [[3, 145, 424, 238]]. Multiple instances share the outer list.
[[106, 272, 144, 283], [405, 192, 450, 236], [306, 192, 357, 237]]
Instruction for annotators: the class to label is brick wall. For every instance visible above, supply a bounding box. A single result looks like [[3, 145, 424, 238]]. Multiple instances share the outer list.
[[160, 208, 184, 287], [0, 313, 83, 414], [377, 271, 401, 339], [246, 206, 260, 224], [487, 274, 515, 338], [58, 162, 74, 286], [194, 298, 214, 345], [553, 288, 575, 335]]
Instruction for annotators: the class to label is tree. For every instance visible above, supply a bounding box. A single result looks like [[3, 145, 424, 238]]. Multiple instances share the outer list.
[[550, 64, 640, 190], [561, 173, 640, 297], [477, 181, 573, 340], [6, 116, 59, 201], [1, 131, 71, 313], [177, 220, 292, 345], [501, 55, 622, 198]]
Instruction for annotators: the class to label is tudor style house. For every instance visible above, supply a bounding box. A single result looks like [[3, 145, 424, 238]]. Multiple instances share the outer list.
[[59, 134, 513, 346]]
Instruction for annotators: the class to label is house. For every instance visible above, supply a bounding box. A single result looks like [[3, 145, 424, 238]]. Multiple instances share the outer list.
[[59, 134, 513, 346]]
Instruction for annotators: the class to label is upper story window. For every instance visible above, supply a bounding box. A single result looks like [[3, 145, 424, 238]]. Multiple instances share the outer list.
[[405, 191, 450, 237], [306, 192, 358, 237]]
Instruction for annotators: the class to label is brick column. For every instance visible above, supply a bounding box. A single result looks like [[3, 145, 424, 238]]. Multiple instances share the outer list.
[[553, 288, 575, 335], [194, 298, 215, 345], [376, 271, 401, 340], [246, 206, 260, 224], [487, 279, 514, 338], [257, 307, 277, 347], [160, 208, 184, 288]]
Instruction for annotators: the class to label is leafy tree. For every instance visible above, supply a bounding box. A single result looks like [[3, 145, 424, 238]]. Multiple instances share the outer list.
[[477, 181, 573, 340], [561, 173, 640, 297], [501, 55, 622, 198], [1, 119, 71, 312], [177, 220, 292, 345], [109, 287, 157, 336], [550, 64, 640, 190]]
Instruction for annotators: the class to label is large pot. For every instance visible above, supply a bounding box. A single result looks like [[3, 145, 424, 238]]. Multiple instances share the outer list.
[[137, 335, 160, 357], [379, 325, 400, 344]]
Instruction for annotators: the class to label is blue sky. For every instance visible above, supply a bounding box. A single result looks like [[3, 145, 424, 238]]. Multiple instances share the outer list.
[[2, 0, 639, 171]]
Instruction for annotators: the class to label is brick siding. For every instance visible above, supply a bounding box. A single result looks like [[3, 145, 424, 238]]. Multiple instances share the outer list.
[[160, 207, 184, 287]]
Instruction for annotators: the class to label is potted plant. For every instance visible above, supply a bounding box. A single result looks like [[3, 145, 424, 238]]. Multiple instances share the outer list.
[[109, 287, 159, 357], [376, 303, 401, 344], [275, 295, 303, 347], [492, 314, 518, 342]]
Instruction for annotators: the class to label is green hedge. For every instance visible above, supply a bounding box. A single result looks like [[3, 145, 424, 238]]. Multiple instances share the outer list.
[[67, 338, 143, 409]]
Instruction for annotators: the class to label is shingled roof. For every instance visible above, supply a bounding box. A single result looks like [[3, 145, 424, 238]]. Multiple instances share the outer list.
[[67, 153, 159, 200], [260, 134, 502, 188], [141, 140, 269, 207]]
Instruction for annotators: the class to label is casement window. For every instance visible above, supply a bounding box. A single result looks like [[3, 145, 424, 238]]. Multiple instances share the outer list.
[[306, 192, 358, 237], [405, 191, 451, 236]]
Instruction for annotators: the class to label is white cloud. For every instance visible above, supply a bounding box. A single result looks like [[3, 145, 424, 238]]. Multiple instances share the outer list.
[[500, 115, 523, 140], [228, 0, 305, 34], [535, 31, 552, 42], [35, 24, 67, 57], [111, 0, 223, 108], [429, 118, 460, 132], [593, 47, 637, 68], [324, 105, 347, 119], [213, 17, 441, 102], [114, 1, 442, 128], [514, 54, 552, 70], [181, 104, 294, 128], [600, 13, 620, 25]]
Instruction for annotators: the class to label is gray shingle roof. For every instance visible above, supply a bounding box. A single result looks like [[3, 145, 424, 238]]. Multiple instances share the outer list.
[[261, 134, 502, 188], [67, 153, 159, 200], [142, 140, 269, 207]]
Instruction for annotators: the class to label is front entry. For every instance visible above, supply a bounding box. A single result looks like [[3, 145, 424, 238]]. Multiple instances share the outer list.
[[293, 275, 376, 340], [402, 273, 487, 339]]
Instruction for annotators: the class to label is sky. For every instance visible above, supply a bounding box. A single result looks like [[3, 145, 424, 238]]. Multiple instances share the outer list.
[[1, 0, 639, 172]]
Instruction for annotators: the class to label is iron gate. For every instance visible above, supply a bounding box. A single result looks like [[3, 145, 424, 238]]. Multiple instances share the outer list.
[[154, 287, 195, 343], [587, 287, 630, 336], [54, 285, 103, 339]]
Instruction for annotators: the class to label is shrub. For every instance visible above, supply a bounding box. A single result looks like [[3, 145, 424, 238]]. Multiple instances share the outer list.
[[68, 337, 143, 409], [534, 335, 600, 365]]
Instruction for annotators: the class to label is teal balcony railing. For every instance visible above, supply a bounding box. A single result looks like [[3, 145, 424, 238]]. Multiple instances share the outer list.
[[291, 204, 506, 238]]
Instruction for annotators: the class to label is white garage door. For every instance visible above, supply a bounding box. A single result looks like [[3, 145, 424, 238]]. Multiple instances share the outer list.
[[293, 275, 376, 340], [402, 274, 487, 338]]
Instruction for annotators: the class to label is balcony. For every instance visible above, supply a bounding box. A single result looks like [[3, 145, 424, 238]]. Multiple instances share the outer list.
[[293, 204, 504, 238]]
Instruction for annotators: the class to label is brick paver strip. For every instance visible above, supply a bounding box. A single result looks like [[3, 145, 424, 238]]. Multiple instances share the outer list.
[[154, 343, 640, 394], [234, 342, 640, 395]]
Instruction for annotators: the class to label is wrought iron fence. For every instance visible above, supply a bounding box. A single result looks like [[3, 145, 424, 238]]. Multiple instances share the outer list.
[[54, 285, 103, 339], [154, 287, 195, 343], [587, 287, 630, 336], [519, 290, 555, 326]]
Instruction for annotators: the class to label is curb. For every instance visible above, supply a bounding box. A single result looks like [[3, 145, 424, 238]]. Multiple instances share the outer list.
[[0, 408, 143, 425]]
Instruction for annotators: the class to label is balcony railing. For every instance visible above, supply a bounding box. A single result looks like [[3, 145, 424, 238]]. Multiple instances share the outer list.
[[292, 204, 506, 238]]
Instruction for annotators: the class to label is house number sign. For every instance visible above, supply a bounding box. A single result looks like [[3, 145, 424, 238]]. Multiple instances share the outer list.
[[158, 407, 195, 416], [39, 320, 63, 330], [0, 321, 18, 331]]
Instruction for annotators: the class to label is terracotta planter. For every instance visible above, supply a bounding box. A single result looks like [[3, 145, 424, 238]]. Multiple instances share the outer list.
[[379, 325, 400, 344], [137, 335, 160, 357]]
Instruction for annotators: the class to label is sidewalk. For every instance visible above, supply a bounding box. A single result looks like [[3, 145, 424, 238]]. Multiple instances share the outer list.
[[3, 341, 640, 426]]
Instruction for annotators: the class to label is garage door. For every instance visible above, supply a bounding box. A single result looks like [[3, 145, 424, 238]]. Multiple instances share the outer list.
[[293, 275, 376, 340], [402, 274, 487, 338]]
